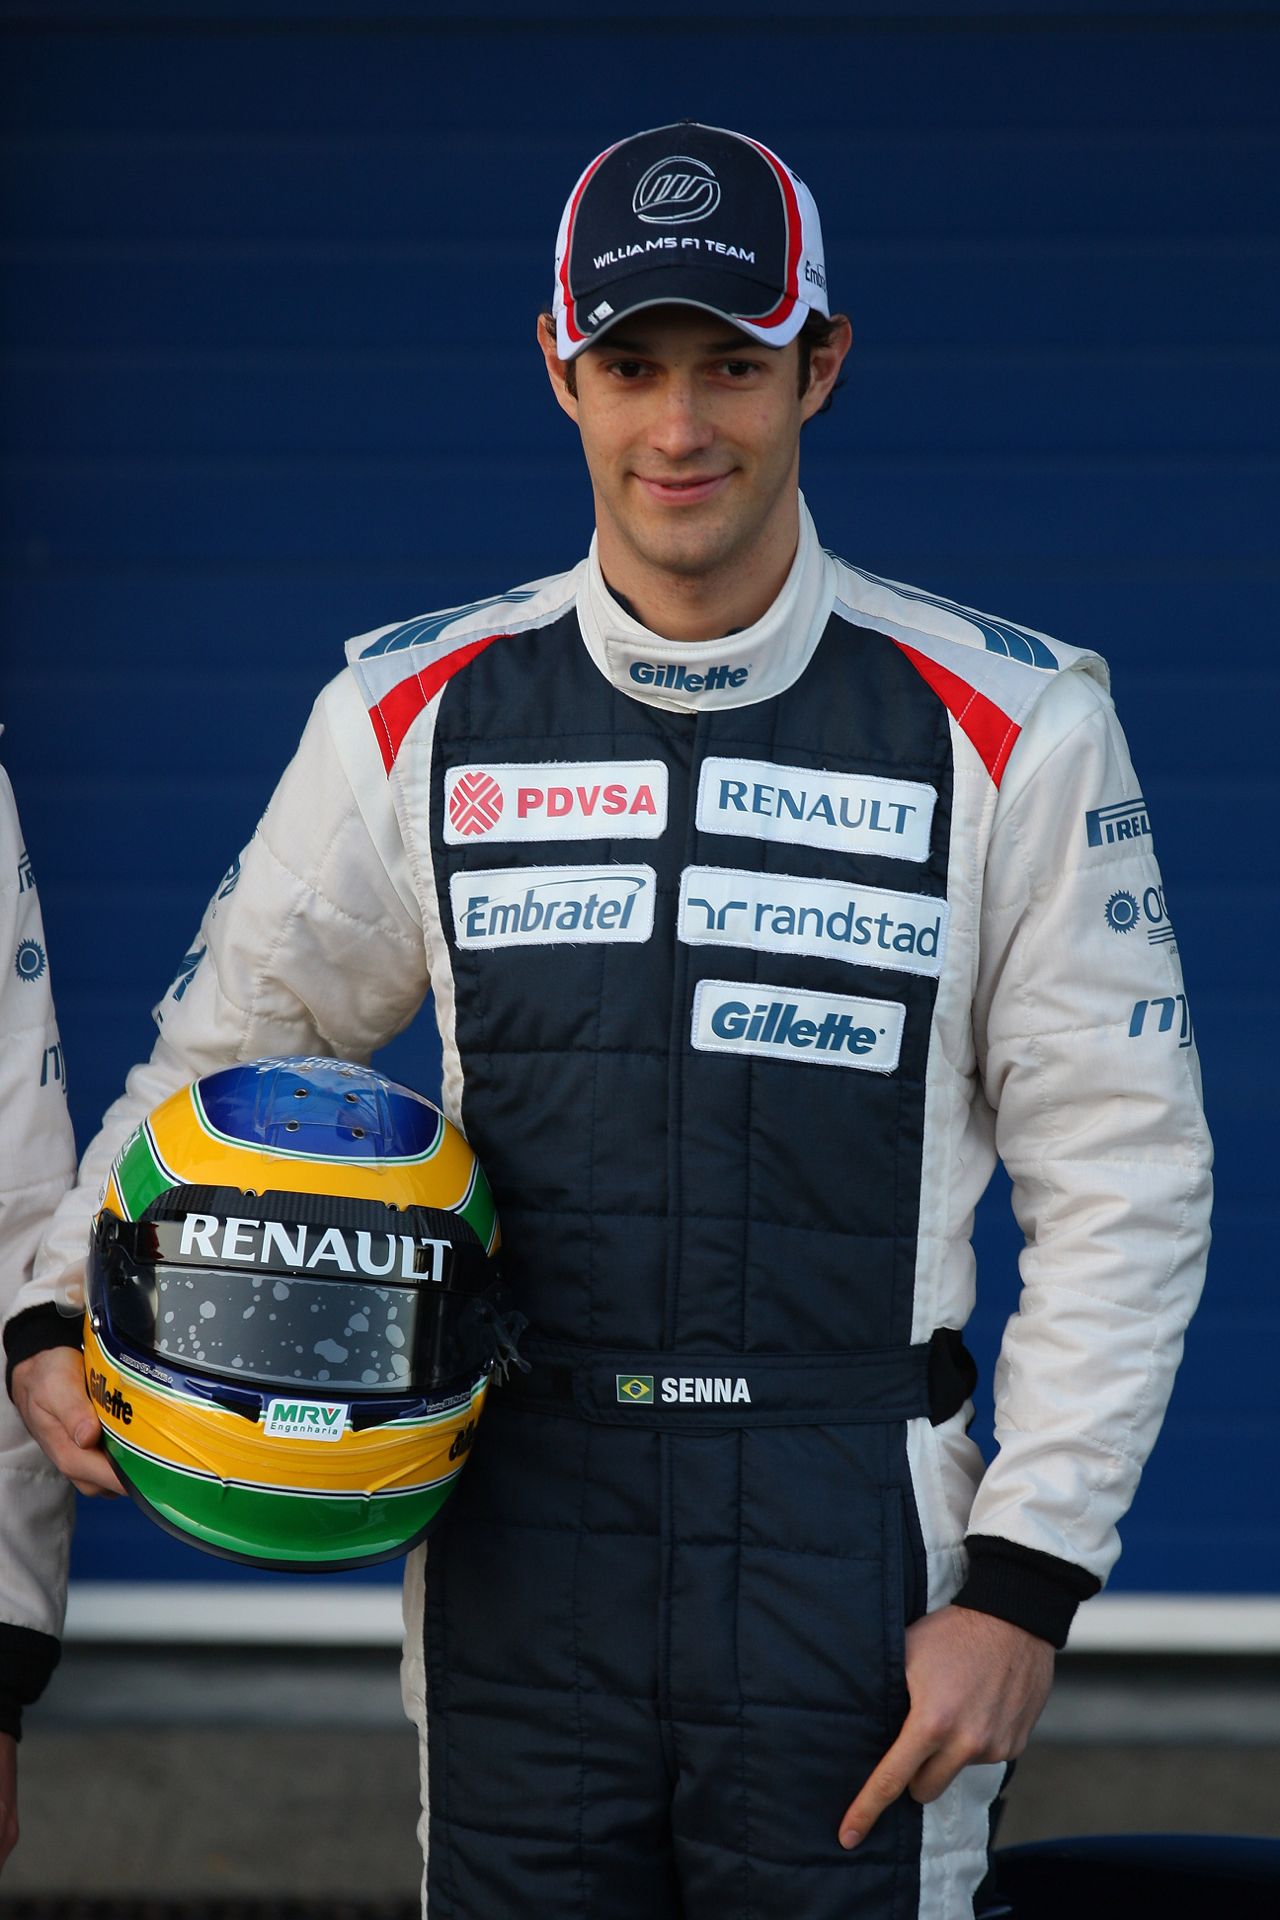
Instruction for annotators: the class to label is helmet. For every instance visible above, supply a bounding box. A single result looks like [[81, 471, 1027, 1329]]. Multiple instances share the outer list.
[[83, 1056, 523, 1572]]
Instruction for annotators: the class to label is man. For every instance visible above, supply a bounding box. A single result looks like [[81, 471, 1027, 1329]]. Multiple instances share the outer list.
[[7, 122, 1211, 1918], [0, 756, 78, 1875]]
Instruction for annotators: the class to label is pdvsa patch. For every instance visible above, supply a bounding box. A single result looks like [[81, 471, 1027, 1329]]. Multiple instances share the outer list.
[[444, 762, 667, 843]]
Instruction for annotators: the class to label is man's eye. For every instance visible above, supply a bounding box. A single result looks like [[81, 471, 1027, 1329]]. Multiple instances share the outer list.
[[720, 360, 760, 378], [608, 360, 647, 379]]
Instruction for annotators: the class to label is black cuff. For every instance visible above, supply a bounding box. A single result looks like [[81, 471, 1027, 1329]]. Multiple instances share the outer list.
[[0, 1624, 63, 1741], [4, 1301, 83, 1400], [953, 1535, 1102, 1650]]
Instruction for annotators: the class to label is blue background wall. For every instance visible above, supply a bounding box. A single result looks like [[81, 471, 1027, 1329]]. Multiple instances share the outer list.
[[2, 1, 1276, 1595]]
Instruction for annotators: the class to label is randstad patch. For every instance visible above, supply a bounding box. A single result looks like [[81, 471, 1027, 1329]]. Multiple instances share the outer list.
[[678, 867, 947, 978], [445, 761, 668, 844], [264, 1399, 348, 1442], [616, 1375, 654, 1404]]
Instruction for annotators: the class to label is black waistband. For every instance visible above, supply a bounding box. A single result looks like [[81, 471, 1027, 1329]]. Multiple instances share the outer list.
[[496, 1327, 975, 1431]]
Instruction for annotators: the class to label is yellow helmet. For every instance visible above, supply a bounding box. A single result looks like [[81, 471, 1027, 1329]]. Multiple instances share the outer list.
[[84, 1056, 522, 1571]]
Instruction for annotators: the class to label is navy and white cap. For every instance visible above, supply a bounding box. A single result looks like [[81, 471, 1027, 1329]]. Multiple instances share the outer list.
[[553, 122, 829, 361]]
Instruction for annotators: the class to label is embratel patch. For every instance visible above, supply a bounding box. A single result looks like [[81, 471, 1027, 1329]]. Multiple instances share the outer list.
[[450, 865, 657, 950], [444, 762, 668, 843]]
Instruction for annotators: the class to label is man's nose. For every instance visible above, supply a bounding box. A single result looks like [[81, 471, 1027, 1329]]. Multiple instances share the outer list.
[[648, 376, 715, 459]]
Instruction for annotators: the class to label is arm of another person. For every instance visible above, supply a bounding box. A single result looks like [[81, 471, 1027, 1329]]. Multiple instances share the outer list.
[[839, 668, 1213, 1846], [6, 671, 430, 1494], [0, 759, 79, 1872]]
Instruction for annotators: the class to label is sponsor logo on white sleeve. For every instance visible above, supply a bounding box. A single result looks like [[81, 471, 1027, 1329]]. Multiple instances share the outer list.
[[697, 758, 936, 863], [691, 980, 905, 1073], [678, 868, 947, 977], [451, 865, 656, 950], [1085, 796, 1150, 849], [445, 762, 667, 843], [1103, 884, 1175, 948]]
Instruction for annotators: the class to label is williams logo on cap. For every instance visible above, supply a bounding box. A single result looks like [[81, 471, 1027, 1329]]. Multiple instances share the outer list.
[[632, 156, 722, 226]]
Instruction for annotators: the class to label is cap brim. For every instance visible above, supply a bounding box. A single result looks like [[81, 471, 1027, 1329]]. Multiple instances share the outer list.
[[557, 265, 812, 360]]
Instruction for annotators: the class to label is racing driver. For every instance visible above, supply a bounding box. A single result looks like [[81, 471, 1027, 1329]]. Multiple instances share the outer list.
[[6, 121, 1212, 1919]]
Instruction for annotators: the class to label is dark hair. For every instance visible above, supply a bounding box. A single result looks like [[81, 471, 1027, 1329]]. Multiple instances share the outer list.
[[539, 308, 844, 413]]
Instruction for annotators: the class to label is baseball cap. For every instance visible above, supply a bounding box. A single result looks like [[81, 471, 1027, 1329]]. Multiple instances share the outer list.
[[552, 121, 830, 361]]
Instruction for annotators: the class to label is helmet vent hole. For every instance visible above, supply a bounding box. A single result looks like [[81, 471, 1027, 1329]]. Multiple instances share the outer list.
[[344, 1092, 358, 1103], [284, 1121, 300, 1132], [293, 1088, 308, 1098], [352, 1127, 366, 1138]]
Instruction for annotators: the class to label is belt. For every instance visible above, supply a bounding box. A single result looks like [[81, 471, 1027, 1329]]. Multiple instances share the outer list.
[[497, 1327, 976, 1431]]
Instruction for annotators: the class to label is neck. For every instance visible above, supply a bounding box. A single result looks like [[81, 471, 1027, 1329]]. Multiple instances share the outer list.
[[592, 493, 801, 642]]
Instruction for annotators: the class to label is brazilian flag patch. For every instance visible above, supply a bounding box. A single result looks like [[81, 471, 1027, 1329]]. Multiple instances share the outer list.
[[616, 1374, 654, 1405]]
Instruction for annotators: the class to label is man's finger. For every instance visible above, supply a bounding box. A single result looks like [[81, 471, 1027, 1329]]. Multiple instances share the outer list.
[[837, 1717, 938, 1849]]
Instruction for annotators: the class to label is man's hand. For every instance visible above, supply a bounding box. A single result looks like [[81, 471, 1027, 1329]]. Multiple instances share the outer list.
[[10, 1347, 123, 1497], [838, 1604, 1054, 1849]]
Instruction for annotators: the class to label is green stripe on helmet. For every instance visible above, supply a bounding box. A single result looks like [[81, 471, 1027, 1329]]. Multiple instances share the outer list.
[[107, 1438, 457, 1569], [114, 1125, 176, 1221]]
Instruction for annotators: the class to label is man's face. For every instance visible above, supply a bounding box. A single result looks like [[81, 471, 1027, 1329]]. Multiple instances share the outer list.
[[541, 305, 847, 590]]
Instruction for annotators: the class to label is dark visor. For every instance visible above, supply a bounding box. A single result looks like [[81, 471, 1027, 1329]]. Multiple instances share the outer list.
[[91, 1204, 505, 1394]]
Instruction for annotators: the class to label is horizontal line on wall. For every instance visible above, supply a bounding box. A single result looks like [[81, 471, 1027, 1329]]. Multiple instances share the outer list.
[[62, 1582, 1280, 1653]]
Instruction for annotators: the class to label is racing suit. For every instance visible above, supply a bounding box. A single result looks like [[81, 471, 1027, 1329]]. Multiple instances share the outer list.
[[13, 501, 1212, 1918], [0, 754, 77, 1744]]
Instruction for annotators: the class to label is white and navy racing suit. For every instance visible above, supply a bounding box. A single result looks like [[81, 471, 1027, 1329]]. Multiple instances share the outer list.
[[0, 753, 77, 1745], [13, 502, 1212, 1918]]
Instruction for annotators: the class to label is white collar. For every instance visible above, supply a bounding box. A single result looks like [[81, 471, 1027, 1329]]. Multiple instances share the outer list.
[[576, 495, 836, 712]]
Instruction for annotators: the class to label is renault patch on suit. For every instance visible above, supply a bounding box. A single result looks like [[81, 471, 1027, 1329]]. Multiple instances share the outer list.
[[450, 865, 657, 948], [678, 867, 948, 976], [444, 760, 668, 843], [691, 979, 906, 1072], [696, 757, 936, 862]]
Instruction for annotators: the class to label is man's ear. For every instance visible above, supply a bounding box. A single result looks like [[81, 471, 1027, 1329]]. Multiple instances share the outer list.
[[538, 314, 579, 422], [800, 315, 853, 423]]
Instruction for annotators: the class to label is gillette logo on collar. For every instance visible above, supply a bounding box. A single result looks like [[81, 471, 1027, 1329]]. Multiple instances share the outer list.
[[630, 660, 750, 694]]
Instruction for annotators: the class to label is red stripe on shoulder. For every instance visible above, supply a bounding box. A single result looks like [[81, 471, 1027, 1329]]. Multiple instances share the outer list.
[[893, 641, 1021, 786], [369, 633, 506, 773]]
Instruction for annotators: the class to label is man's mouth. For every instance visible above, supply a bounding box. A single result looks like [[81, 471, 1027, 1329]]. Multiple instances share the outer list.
[[634, 473, 731, 506]]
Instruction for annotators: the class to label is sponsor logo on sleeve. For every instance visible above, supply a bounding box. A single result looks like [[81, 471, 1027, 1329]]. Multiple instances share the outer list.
[[17, 848, 35, 893], [264, 1399, 349, 1442], [1104, 885, 1175, 947], [1129, 994, 1193, 1049], [1086, 796, 1151, 848], [696, 758, 936, 862], [678, 868, 947, 977], [691, 979, 906, 1073], [14, 938, 46, 983], [451, 865, 656, 950], [445, 762, 667, 843]]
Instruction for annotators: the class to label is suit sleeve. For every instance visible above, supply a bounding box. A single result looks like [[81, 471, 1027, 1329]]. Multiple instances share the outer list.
[[0, 760, 78, 1733], [956, 670, 1213, 1645], [15, 670, 429, 1326]]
